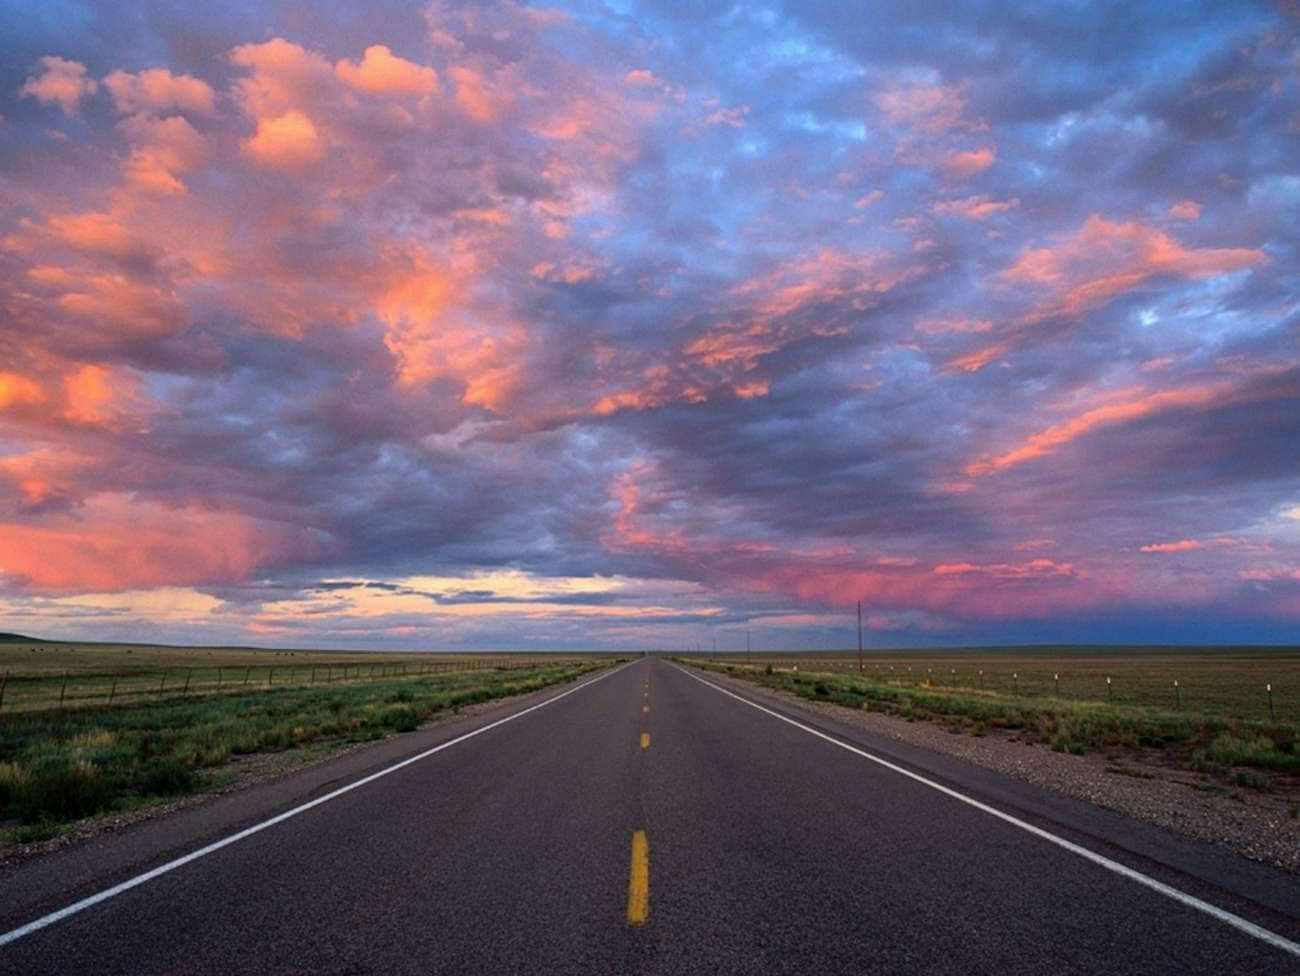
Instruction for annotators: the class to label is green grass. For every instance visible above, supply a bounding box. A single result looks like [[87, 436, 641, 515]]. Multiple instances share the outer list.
[[0, 659, 616, 838], [682, 659, 1298, 776]]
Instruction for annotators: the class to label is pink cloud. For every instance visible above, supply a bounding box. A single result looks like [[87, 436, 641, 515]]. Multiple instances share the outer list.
[[103, 68, 215, 117], [335, 45, 440, 98], [1169, 200, 1202, 220], [448, 65, 497, 121], [119, 113, 207, 193], [873, 82, 976, 132], [965, 381, 1232, 476], [20, 56, 96, 114], [1003, 215, 1266, 321], [0, 495, 327, 593], [934, 194, 1019, 219], [942, 147, 996, 176], [241, 108, 324, 169]]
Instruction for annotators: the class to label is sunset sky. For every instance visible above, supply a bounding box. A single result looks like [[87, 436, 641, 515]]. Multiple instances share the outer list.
[[1, 1, 1297, 650]]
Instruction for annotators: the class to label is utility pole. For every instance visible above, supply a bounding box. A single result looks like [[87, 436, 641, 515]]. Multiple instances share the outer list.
[[712, 636, 716, 661], [746, 629, 751, 668], [857, 600, 863, 674]]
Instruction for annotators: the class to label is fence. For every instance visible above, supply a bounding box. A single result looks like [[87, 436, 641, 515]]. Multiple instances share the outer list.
[[0, 656, 597, 716]]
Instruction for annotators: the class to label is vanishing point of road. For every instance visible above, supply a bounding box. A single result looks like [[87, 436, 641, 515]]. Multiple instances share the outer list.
[[1, 657, 1297, 974]]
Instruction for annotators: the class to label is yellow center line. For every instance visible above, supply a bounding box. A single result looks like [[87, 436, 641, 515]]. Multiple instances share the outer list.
[[627, 830, 649, 926], [640, 732, 650, 749]]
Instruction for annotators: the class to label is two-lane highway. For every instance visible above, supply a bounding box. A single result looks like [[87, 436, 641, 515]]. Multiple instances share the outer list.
[[1, 657, 1297, 974]]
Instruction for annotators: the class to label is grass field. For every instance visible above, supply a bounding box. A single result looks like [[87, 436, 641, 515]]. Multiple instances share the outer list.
[[680, 646, 1300, 724], [0, 637, 613, 714], [679, 648, 1300, 785], [0, 639, 623, 843]]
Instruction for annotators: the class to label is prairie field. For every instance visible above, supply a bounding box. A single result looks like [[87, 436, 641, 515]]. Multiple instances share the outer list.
[[0, 638, 612, 715], [687, 646, 1300, 724], [680, 647, 1300, 786], [0, 638, 622, 842]]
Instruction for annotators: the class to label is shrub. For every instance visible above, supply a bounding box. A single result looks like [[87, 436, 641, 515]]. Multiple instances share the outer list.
[[135, 756, 198, 797], [1207, 733, 1297, 770], [19, 758, 112, 822]]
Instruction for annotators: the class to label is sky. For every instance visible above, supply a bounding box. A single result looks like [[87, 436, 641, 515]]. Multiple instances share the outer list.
[[0, 1, 1297, 651]]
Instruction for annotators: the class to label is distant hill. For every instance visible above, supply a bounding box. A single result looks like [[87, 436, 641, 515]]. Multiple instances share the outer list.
[[0, 633, 45, 644]]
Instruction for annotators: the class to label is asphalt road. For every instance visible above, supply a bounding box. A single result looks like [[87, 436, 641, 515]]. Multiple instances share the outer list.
[[1, 657, 1298, 975]]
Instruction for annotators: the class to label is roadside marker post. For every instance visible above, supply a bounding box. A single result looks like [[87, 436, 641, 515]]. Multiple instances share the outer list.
[[1174, 680, 1181, 710], [1267, 684, 1274, 720], [60, 670, 68, 708]]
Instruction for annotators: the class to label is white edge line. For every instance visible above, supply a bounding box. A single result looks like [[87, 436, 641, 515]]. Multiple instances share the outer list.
[[673, 662, 1300, 960], [0, 659, 636, 949]]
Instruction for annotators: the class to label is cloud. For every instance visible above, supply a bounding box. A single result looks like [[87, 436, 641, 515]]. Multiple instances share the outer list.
[[335, 45, 439, 98], [934, 195, 1019, 220], [1140, 539, 1205, 553], [240, 108, 323, 169], [20, 56, 96, 114], [941, 147, 995, 176], [103, 68, 216, 117], [0, 1, 1297, 647], [1002, 214, 1267, 323], [0, 494, 329, 593]]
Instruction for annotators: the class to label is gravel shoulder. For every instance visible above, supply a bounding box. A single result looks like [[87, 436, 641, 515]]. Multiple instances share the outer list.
[[704, 667, 1300, 873]]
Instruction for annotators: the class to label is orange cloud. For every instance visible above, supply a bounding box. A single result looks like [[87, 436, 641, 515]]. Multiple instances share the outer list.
[[241, 109, 323, 169], [119, 113, 207, 193], [375, 255, 523, 409], [1169, 200, 1202, 220], [335, 45, 439, 98], [942, 147, 996, 176], [0, 373, 46, 411], [20, 56, 96, 114], [1003, 215, 1266, 321], [1140, 540, 1205, 553], [45, 210, 142, 256], [103, 67, 215, 117], [945, 341, 1010, 372], [55, 271, 187, 338], [62, 365, 147, 428]]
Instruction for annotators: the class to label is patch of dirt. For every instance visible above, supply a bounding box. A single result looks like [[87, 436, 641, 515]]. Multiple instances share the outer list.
[[709, 671, 1300, 873]]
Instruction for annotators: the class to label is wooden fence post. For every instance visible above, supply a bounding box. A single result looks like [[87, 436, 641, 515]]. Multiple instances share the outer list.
[[60, 670, 69, 707]]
